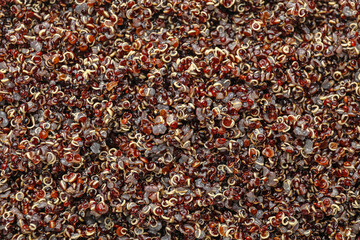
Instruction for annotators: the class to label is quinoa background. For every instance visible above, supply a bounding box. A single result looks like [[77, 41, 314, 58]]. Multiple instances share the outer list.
[[0, 0, 360, 239]]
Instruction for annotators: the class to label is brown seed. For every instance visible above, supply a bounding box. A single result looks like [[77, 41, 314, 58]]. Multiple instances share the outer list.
[[262, 146, 274, 158]]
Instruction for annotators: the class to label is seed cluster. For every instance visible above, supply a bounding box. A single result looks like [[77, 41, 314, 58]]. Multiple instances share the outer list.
[[1, 0, 360, 239]]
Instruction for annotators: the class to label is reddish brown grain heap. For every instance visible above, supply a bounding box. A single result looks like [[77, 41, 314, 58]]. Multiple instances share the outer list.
[[1, 0, 360, 239]]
